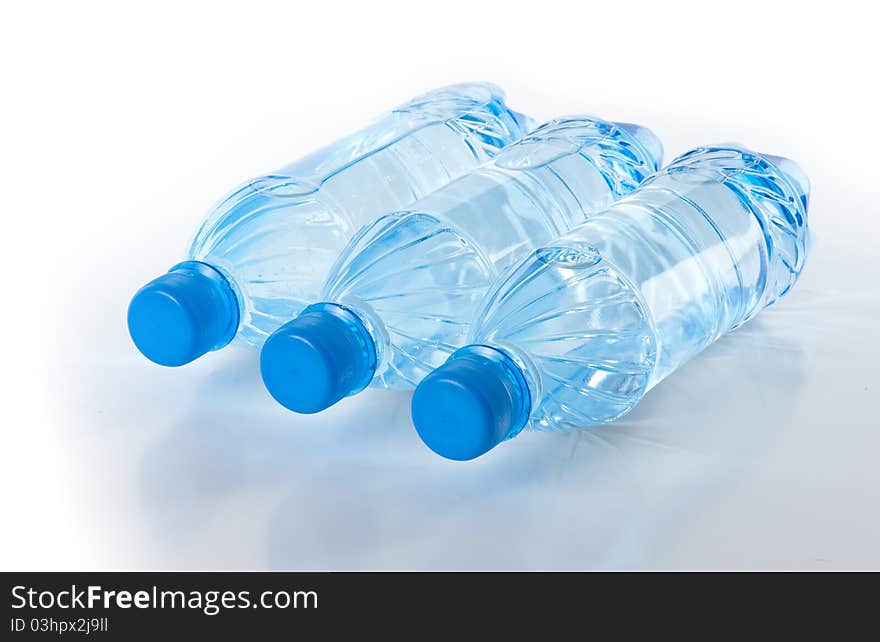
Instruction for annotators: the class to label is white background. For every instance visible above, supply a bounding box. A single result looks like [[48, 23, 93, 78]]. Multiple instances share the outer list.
[[2, 1, 878, 569]]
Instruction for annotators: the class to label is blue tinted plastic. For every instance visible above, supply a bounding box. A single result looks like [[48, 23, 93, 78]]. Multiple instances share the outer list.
[[262, 116, 663, 411], [128, 83, 533, 366], [413, 146, 811, 459]]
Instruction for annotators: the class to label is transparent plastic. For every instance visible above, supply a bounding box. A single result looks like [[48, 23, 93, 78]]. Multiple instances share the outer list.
[[264, 116, 662, 410], [416, 146, 811, 459], [128, 83, 533, 366]]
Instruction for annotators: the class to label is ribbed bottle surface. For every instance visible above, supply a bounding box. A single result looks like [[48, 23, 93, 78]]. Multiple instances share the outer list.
[[468, 146, 811, 433], [185, 83, 532, 347], [320, 116, 663, 389]]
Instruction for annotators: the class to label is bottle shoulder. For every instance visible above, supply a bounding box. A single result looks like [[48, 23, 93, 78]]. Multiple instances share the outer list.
[[470, 244, 657, 430]]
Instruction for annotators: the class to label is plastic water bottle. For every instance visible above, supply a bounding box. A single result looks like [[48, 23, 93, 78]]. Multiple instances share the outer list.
[[410, 145, 811, 459], [260, 116, 663, 413], [128, 83, 533, 366]]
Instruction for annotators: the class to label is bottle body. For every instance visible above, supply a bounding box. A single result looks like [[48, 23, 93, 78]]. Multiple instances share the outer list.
[[311, 117, 663, 392], [129, 83, 533, 366], [418, 146, 810, 458]]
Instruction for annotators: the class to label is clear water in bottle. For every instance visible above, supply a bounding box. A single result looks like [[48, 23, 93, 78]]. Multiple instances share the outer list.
[[411, 145, 811, 460], [259, 116, 663, 413], [128, 83, 533, 366]]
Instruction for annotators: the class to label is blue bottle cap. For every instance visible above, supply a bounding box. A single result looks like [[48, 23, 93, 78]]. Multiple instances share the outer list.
[[128, 261, 239, 367], [260, 303, 377, 414], [411, 345, 531, 461]]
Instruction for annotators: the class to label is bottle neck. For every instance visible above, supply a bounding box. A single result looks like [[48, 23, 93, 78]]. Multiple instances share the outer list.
[[174, 260, 244, 346], [329, 299, 389, 380], [477, 342, 540, 439]]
